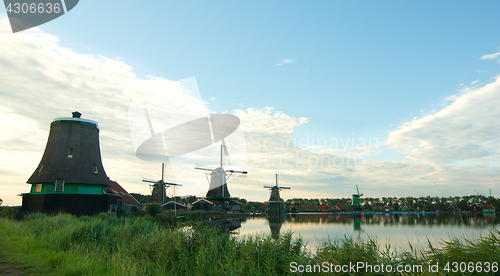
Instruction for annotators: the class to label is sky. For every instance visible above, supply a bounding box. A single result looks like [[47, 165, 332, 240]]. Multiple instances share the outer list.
[[2, 1, 500, 206]]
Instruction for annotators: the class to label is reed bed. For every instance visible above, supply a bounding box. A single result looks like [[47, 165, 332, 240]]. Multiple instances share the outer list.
[[0, 213, 499, 275]]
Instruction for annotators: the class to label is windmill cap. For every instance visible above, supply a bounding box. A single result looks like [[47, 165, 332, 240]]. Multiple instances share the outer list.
[[51, 112, 99, 128]]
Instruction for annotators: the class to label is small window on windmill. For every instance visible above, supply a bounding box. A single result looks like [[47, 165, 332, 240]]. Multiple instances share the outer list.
[[36, 184, 42, 193], [68, 148, 73, 158], [93, 165, 98, 174]]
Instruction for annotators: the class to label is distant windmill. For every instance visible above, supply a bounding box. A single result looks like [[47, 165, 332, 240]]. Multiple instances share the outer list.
[[264, 174, 290, 213], [195, 144, 247, 208], [352, 185, 363, 211], [143, 163, 182, 208]]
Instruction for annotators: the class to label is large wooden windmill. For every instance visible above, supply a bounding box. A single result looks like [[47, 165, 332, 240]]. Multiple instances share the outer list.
[[22, 112, 121, 215], [264, 174, 290, 213], [195, 145, 247, 211]]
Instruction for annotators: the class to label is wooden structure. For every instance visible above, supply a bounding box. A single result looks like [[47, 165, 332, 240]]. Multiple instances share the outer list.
[[333, 202, 348, 211], [483, 204, 495, 213], [195, 145, 246, 212], [21, 112, 121, 215], [264, 174, 290, 213], [383, 205, 393, 212], [162, 201, 187, 211], [351, 185, 363, 211], [143, 163, 182, 204], [107, 180, 140, 214], [470, 203, 482, 213], [191, 198, 241, 212]]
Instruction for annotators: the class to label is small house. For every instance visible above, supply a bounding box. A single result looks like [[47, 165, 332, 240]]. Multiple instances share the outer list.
[[107, 180, 140, 214], [483, 204, 495, 213], [470, 203, 482, 213], [318, 203, 330, 212], [400, 205, 411, 212], [161, 201, 187, 211], [191, 198, 241, 212], [333, 202, 348, 211]]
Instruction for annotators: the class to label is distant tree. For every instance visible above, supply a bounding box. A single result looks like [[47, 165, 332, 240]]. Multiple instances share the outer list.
[[405, 197, 415, 207], [424, 202, 433, 212], [363, 203, 373, 211], [457, 200, 469, 210], [392, 202, 399, 212], [382, 197, 387, 205]]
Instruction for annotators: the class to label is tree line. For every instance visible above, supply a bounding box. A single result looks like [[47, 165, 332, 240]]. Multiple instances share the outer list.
[[130, 193, 500, 212]]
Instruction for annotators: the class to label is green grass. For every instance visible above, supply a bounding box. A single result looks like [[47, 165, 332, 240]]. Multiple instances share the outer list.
[[0, 213, 499, 275]]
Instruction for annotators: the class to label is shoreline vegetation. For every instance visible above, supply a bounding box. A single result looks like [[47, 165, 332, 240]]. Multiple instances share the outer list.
[[0, 213, 499, 275]]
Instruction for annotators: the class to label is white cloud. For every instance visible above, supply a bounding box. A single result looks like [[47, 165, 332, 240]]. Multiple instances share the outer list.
[[387, 75, 500, 165], [275, 58, 295, 66], [480, 52, 500, 60]]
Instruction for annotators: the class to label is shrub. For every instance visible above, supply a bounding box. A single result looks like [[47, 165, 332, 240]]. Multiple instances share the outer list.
[[147, 204, 162, 217], [0, 206, 18, 220]]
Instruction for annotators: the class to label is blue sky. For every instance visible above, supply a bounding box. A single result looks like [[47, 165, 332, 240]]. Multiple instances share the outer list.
[[1, 1, 500, 205], [46, 1, 500, 140]]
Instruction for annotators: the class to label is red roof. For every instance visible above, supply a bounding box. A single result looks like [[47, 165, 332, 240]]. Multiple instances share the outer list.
[[318, 203, 329, 211], [108, 180, 140, 205], [483, 204, 495, 210], [295, 205, 317, 211], [334, 202, 348, 210]]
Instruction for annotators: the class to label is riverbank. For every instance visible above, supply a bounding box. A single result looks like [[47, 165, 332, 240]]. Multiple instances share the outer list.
[[0, 213, 499, 275]]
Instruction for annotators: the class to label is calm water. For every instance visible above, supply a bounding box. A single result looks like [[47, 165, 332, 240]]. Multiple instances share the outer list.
[[225, 213, 499, 252]]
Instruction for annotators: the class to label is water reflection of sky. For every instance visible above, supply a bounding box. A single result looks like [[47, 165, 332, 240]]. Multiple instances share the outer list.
[[237, 213, 499, 253]]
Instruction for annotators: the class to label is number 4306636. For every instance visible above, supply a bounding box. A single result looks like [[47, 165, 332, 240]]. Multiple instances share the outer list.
[[6, 3, 61, 14], [444, 262, 498, 273]]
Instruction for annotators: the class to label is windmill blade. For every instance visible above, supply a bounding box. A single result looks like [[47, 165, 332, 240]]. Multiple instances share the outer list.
[[195, 167, 215, 171], [264, 186, 274, 188], [227, 169, 247, 174], [164, 182, 182, 186], [221, 139, 232, 166], [142, 179, 158, 183], [279, 187, 291, 189]]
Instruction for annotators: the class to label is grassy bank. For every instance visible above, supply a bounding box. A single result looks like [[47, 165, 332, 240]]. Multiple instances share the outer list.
[[0, 213, 499, 275]]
